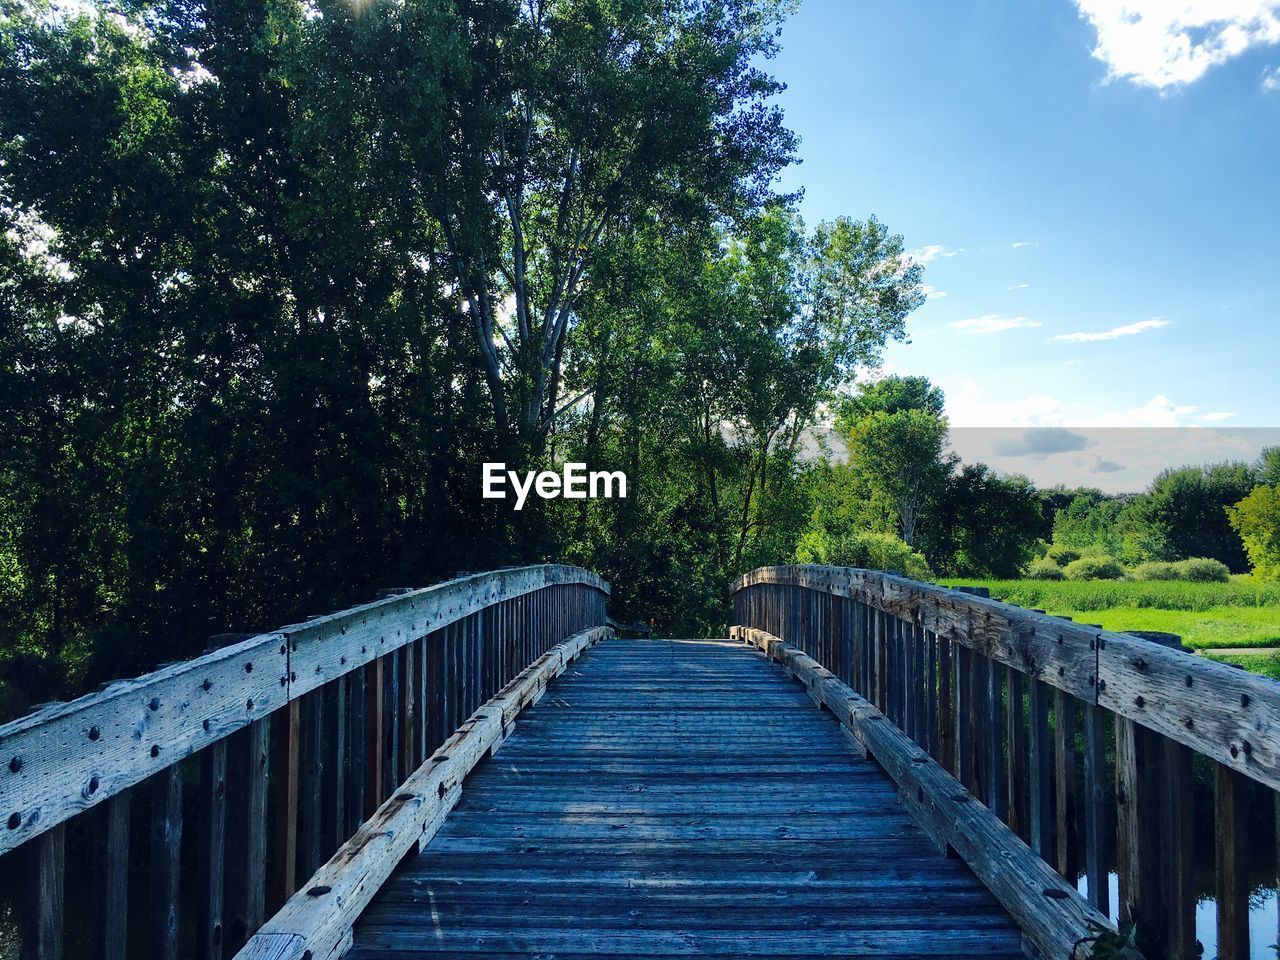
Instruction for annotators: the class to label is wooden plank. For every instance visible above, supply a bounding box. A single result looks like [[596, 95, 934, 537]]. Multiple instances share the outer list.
[[938, 636, 953, 771], [270, 699, 300, 911], [92, 792, 129, 960], [0, 566, 608, 856], [198, 740, 229, 960], [734, 568, 1097, 700], [956, 646, 973, 790], [986, 658, 1005, 820], [285, 567, 608, 703], [1028, 677, 1053, 859], [1, 634, 286, 856], [737, 627, 1134, 960], [150, 764, 183, 960], [1215, 764, 1250, 960], [346, 673, 365, 838], [1099, 631, 1280, 794], [1054, 690, 1078, 880], [1006, 668, 1026, 838], [225, 719, 269, 952], [234, 626, 611, 960], [321, 678, 346, 856], [364, 658, 384, 818], [298, 691, 323, 877], [1166, 739, 1196, 960], [1081, 704, 1108, 915], [21, 821, 64, 960]]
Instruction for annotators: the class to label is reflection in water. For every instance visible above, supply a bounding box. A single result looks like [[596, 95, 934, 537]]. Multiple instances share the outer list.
[[1076, 873, 1279, 959]]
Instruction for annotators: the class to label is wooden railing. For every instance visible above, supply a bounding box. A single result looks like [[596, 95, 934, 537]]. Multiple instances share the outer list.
[[732, 565, 1280, 960], [2, 565, 610, 960]]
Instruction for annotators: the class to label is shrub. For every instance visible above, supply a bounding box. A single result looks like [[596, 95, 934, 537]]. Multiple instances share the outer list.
[[1027, 559, 1065, 580], [1063, 555, 1123, 581], [1228, 485, 1280, 582], [797, 530, 932, 582], [1130, 561, 1181, 581], [1174, 557, 1230, 583], [1045, 544, 1082, 566]]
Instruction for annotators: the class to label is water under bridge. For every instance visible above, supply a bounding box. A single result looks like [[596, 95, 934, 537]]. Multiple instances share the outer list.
[[3, 565, 1277, 960]]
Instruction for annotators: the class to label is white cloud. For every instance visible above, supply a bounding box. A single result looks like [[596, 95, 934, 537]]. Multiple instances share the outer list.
[[909, 244, 959, 264], [947, 381, 1066, 428], [1263, 64, 1280, 90], [952, 314, 1043, 334], [1074, 1, 1280, 90], [1011, 241, 1038, 249], [1051, 318, 1169, 342], [1087, 395, 1197, 427], [1198, 411, 1237, 421], [922, 284, 948, 300], [1008, 282, 1030, 289]]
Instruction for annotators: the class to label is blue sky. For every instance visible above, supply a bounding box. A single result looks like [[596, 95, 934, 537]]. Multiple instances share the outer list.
[[770, 0, 1280, 440]]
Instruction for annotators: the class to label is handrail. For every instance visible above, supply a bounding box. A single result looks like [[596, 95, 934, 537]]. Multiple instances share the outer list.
[[732, 564, 1280, 960], [4, 564, 610, 960]]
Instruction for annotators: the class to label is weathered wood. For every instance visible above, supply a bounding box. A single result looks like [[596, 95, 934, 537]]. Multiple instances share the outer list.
[[150, 764, 183, 960], [92, 791, 130, 960], [1115, 716, 1193, 958], [1099, 630, 1280, 794], [363, 658, 384, 819], [1215, 764, 1250, 960], [234, 626, 612, 960], [985, 658, 1006, 820], [270, 699, 300, 911], [0, 566, 609, 855], [347, 637, 1025, 960], [1054, 691, 1078, 880], [198, 739, 229, 960], [21, 821, 65, 960], [225, 719, 269, 952], [1027, 678, 1053, 858], [298, 691, 323, 877], [1006, 668, 1026, 838], [321, 678, 346, 856], [737, 627, 1132, 960], [1080, 704, 1108, 915]]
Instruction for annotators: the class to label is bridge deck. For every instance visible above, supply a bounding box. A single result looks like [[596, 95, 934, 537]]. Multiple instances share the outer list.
[[348, 638, 1024, 959]]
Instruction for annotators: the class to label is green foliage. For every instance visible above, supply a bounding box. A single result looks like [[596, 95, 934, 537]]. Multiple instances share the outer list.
[[795, 529, 932, 581], [844, 408, 950, 547], [931, 464, 1041, 578], [832, 375, 944, 431], [951, 578, 1280, 612], [1027, 558, 1065, 580], [1174, 557, 1231, 582], [1130, 561, 1181, 581], [1135, 463, 1257, 571], [1228, 484, 1280, 582], [1045, 544, 1083, 566], [1063, 555, 1123, 581]]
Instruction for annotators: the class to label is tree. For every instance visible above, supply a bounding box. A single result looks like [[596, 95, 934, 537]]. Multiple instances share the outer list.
[[1228, 485, 1280, 582], [844, 409, 950, 547], [1134, 463, 1257, 571], [932, 465, 1042, 578], [834, 374, 945, 429]]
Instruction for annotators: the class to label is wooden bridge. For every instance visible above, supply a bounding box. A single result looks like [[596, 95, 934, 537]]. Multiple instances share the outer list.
[[3, 565, 1279, 960]]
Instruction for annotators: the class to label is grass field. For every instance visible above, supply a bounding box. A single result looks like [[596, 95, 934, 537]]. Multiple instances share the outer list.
[[946, 578, 1280, 676]]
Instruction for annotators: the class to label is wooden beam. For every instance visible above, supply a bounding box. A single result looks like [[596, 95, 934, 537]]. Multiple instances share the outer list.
[[21, 821, 64, 960], [92, 792, 129, 960], [736, 627, 1134, 960], [234, 626, 611, 960], [0, 566, 610, 855], [1215, 764, 1250, 960], [150, 765, 183, 960]]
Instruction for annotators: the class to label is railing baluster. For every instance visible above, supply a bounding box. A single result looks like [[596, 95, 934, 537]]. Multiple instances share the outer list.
[[1028, 677, 1053, 858], [197, 740, 228, 960], [1215, 764, 1250, 960], [92, 791, 129, 960], [1006, 668, 1026, 838], [1081, 702, 1108, 914], [23, 821, 65, 960], [150, 764, 183, 960]]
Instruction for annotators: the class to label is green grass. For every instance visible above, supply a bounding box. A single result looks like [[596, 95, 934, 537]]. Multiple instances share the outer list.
[[1204, 650, 1280, 681], [943, 578, 1280, 664], [949, 577, 1280, 613], [1047, 606, 1280, 650]]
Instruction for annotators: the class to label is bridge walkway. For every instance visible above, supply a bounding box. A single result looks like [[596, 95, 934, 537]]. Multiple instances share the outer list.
[[346, 638, 1024, 959]]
